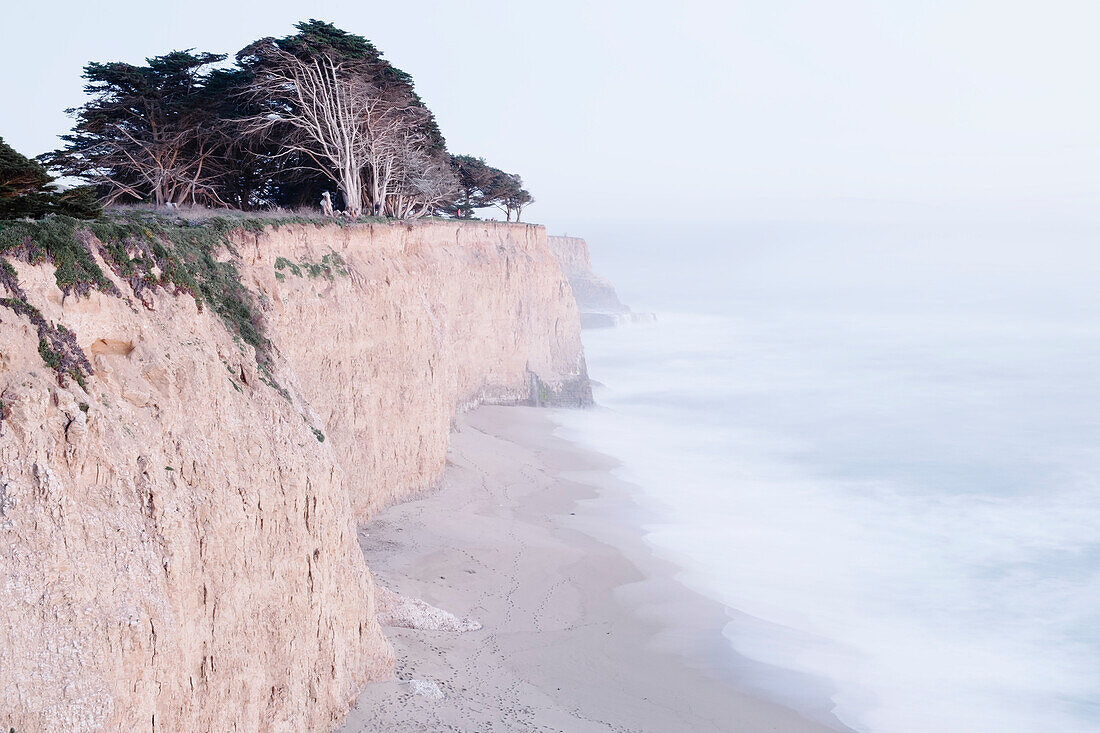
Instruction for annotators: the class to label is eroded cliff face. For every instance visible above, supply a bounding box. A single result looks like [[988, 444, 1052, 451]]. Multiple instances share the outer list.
[[243, 222, 590, 518], [547, 235, 650, 328], [0, 220, 588, 732]]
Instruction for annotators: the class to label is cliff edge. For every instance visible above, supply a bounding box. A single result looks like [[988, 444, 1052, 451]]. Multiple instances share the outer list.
[[0, 218, 589, 732]]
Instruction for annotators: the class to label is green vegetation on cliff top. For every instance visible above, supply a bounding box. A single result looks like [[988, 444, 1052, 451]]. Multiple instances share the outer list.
[[0, 209, 333, 385]]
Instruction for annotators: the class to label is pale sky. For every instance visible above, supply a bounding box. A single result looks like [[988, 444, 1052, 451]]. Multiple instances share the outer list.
[[3, 0, 1099, 230]]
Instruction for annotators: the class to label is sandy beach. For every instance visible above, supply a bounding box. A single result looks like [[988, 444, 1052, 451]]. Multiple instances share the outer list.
[[339, 405, 849, 733]]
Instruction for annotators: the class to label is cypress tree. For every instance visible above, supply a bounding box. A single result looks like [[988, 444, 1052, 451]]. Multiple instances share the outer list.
[[0, 137, 100, 220]]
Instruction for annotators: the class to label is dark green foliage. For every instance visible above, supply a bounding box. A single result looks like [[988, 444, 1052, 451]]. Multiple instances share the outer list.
[[44, 52, 229, 207], [0, 258, 19, 294], [274, 257, 302, 278], [52, 187, 103, 219], [0, 292, 93, 388], [0, 297, 40, 319], [201, 66, 310, 210], [0, 137, 101, 220], [316, 252, 348, 278], [502, 186, 534, 222], [37, 339, 61, 370], [87, 214, 270, 352], [230, 20, 452, 212], [275, 252, 348, 280], [449, 155, 493, 218], [278, 19, 383, 61], [41, 21, 529, 217], [312, 427, 325, 443], [247, 20, 447, 154], [1, 138, 51, 201], [0, 217, 117, 295], [449, 155, 533, 220]]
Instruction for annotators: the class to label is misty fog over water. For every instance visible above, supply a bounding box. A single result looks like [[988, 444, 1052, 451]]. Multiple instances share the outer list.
[[553, 218, 1100, 732]]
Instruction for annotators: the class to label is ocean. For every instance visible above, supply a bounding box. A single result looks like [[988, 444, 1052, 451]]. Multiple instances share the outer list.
[[551, 218, 1100, 733]]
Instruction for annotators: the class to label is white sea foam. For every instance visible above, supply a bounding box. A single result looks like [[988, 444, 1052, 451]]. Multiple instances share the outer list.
[[406, 679, 445, 700], [551, 220, 1100, 733]]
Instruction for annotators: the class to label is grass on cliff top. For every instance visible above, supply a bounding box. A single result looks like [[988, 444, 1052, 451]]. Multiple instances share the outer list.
[[0, 206, 528, 385], [0, 212, 269, 352], [106, 204, 528, 228], [0, 207, 323, 383], [106, 203, 390, 228]]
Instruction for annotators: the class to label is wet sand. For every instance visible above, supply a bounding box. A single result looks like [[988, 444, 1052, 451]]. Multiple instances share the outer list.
[[339, 405, 849, 732]]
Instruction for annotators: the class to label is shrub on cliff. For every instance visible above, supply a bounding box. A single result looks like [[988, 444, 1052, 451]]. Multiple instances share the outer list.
[[0, 212, 276, 385], [0, 138, 100, 220]]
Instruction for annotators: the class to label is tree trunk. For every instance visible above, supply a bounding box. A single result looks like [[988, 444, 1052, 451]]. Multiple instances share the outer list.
[[340, 163, 362, 218]]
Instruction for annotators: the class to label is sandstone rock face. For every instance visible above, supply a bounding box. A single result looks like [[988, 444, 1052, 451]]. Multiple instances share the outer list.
[[237, 222, 591, 518], [0, 221, 588, 732], [547, 235, 652, 328]]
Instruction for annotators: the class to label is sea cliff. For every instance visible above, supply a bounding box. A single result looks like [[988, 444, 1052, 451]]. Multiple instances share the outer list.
[[0, 219, 589, 731], [548, 235, 651, 328]]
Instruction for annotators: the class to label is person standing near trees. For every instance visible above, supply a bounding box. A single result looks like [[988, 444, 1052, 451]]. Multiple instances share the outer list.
[[320, 191, 335, 217]]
